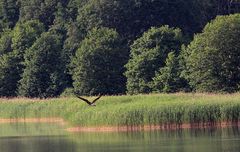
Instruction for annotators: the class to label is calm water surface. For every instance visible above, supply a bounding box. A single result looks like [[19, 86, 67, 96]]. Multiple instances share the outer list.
[[0, 123, 240, 152]]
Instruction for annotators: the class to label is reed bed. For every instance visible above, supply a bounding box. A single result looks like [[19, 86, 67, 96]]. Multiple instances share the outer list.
[[0, 93, 240, 128]]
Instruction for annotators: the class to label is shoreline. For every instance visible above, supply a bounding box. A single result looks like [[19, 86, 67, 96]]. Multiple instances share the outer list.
[[66, 122, 240, 132], [0, 118, 239, 132], [0, 118, 66, 125]]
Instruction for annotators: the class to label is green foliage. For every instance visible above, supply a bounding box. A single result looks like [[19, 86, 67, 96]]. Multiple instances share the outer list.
[[61, 23, 81, 88], [60, 87, 75, 97], [125, 26, 184, 94], [63, 22, 81, 62], [76, 0, 134, 39], [19, 0, 69, 28], [0, 0, 19, 30], [0, 34, 17, 97], [76, 0, 220, 40], [0, 29, 13, 55], [152, 52, 185, 93], [53, 2, 68, 25], [71, 27, 128, 95], [183, 14, 240, 93], [67, 0, 90, 20], [18, 31, 66, 98], [0, 52, 19, 96], [0, 20, 44, 97], [12, 20, 45, 54]]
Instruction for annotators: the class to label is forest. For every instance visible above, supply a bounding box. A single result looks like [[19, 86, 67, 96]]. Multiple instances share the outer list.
[[0, 0, 240, 98]]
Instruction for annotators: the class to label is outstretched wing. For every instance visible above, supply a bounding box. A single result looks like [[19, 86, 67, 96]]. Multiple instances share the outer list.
[[91, 94, 102, 104], [76, 95, 92, 105]]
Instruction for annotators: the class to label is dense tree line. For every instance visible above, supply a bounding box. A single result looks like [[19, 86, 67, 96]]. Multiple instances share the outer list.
[[0, 0, 240, 97], [125, 26, 184, 94]]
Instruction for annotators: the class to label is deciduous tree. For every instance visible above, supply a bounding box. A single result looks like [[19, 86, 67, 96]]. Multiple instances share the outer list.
[[0, 20, 44, 97], [18, 31, 66, 98], [183, 14, 240, 92], [152, 52, 185, 93], [71, 27, 128, 95], [125, 26, 184, 94]]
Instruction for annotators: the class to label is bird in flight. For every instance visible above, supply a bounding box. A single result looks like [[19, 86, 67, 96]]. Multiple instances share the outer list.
[[75, 94, 102, 106]]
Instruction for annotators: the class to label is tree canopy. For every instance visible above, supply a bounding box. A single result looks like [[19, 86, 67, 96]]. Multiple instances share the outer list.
[[125, 26, 184, 94], [76, 0, 220, 40], [18, 31, 66, 98], [71, 27, 128, 95], [183, 14, 240, 93], [152, 52, 186, 93], [0, 20, 44, 97]]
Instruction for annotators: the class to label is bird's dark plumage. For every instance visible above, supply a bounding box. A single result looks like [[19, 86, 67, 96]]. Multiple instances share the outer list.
[[75, 94, 102, 106]]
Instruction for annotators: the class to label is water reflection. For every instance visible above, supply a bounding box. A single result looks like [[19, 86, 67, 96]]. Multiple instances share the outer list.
[[0, 123, 239, 152], [70, 127, 240, 152], [0, 123, 76, 152], [0, 136, 76, 152]]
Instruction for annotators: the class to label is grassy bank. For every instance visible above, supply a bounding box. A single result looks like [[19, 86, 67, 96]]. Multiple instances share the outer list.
[[0, 94, 240, 128]]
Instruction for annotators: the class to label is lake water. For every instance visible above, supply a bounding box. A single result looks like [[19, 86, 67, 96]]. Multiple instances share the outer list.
[[0, 123, 240, 152]]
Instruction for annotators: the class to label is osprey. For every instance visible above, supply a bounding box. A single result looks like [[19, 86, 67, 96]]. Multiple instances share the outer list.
[[75, 94, 102, 106]]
